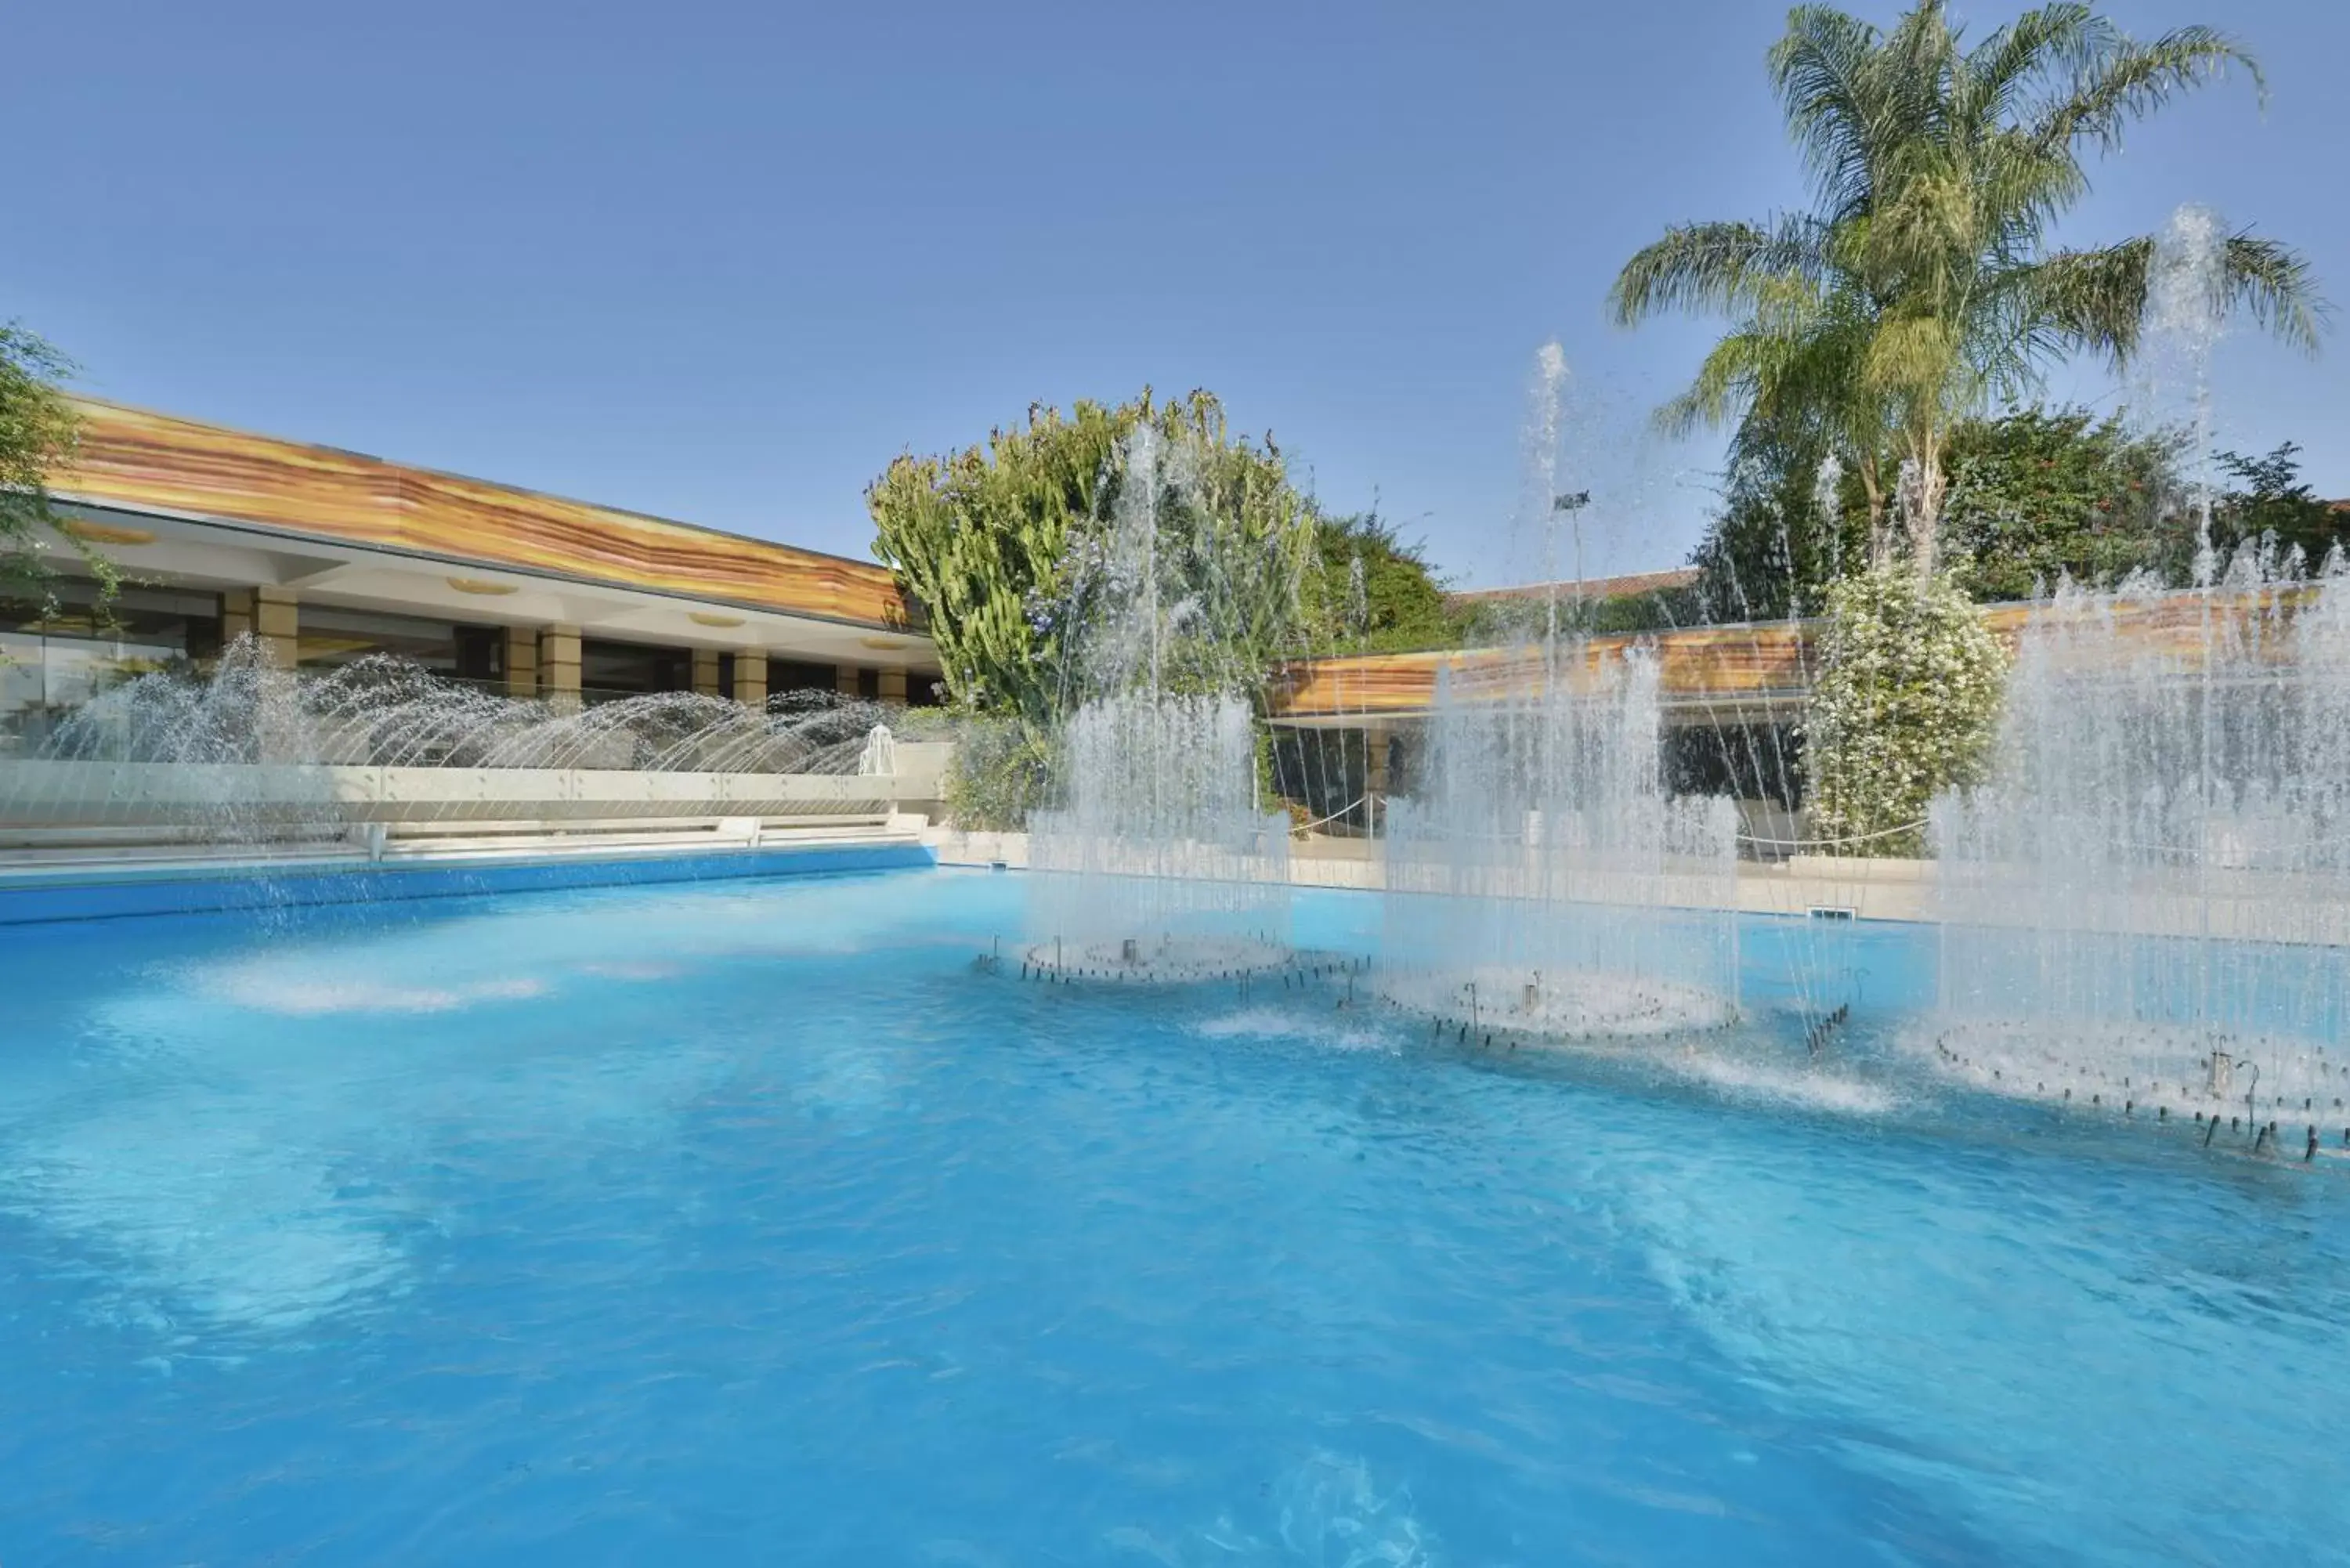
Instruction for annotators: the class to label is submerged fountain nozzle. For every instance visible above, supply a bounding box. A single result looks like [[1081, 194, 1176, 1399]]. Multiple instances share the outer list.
[[2208, 1051, 2235, 1099]]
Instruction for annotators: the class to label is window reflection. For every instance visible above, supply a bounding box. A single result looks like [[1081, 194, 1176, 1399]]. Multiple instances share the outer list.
[[0, 580, 223, 753], [298, 605, 504, 685]]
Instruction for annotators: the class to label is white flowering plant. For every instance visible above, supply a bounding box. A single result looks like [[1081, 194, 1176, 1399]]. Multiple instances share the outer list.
[[1800, 567, 2007, 857]]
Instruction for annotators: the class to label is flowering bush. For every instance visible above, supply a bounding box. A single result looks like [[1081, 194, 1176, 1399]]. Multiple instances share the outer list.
[[1801, 568, 2007, 856]]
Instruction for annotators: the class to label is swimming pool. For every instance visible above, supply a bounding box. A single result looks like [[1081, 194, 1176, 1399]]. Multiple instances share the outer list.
[[2, 868, 2345, 1564]]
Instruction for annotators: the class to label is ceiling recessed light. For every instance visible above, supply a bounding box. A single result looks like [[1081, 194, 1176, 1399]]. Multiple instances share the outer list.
[[446, 576, 519, 595], [859, 636, 909, 650], [689, 611, 746, 628]]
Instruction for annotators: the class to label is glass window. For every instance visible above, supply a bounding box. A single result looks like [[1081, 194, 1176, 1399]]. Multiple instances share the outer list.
[[769, 659, 836, 696], [298, 604, 502, 685], [580, 639, 692, 702], [0, 579, 224, 753]]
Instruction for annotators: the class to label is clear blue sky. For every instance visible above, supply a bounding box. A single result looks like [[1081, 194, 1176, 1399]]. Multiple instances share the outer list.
[[6, 0, 2342, 587]]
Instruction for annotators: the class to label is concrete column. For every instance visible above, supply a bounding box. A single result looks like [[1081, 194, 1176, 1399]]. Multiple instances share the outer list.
[[733, 650, 768, 706], [252, 586, 298, 667], [692, 649, 722, 697], [836, 663, 862, 697], [540, 624, 582, 713], [878, 667, 907, 705], [503, 627, 539, 698], [220, 588, 254, 646], [221, 587, 297, 665]]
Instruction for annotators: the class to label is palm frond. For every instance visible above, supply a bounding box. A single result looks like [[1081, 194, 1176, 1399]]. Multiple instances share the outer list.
[[2221, 233, 2328, 354], [1607, 215, 1831, 326], [2012, 237, 2149, 370], [1961, 4, 2108, 125], [1656, 334, 1779, 439], [1769, 6, 1890, 220], [2030, 26, 2259, 153]]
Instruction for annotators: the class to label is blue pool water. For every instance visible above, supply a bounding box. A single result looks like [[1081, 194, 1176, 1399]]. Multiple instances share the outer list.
[[2, 868, 2346, 1566]]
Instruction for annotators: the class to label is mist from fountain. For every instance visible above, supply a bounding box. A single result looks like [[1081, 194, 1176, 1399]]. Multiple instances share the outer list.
[[2, 638, 905, 853], [1022, 423, 1298, 982], [1383, 652, 1741, 1041], [1374, 345, 1744, 1042], [1926, 571, 2350, 1122], [1923, 206, 2350, 1130]]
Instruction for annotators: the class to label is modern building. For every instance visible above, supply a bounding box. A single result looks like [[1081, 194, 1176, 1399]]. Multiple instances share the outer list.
[[4, 397, 945, 750], [1266, 615, 1813, 844], [1264, 584, 2287, 851]]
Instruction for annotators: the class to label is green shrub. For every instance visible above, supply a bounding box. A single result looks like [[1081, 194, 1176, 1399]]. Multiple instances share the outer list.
[[1801, 567, 2007, 856], [941, 719, 1058, 832]]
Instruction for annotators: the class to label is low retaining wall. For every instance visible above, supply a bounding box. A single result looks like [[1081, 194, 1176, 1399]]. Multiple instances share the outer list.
[[926, 829, 1915, 917], [0, 833, 936, 925], [927, 830, 2350, 941], [0, 760, 906, 830]]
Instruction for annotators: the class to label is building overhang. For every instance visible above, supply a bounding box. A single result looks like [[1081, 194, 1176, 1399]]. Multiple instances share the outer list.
[[49, 498, 936, 670], [1266, 622, 1817, 729], [45, 397, 935, 667], [1264, 586, 2324, 730]]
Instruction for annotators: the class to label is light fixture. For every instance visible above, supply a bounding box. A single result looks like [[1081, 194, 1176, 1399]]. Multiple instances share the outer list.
[[63, 521, 155, 547], [859, 636, 909, 650], [446, 576, 518, 596], [689, 611, 746, 628]]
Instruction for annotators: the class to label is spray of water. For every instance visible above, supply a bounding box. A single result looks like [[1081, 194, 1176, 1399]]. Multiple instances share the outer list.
[[2146, 204, 2230, 588], [1374, 345, 1744, 1042], [1023, 425, 1300, 981], [2, 639, 904, 853]]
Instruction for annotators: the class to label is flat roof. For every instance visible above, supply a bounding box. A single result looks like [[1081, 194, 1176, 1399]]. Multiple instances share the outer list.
[[49, 398, 917, 633], [1267, 588, 2314, 724]]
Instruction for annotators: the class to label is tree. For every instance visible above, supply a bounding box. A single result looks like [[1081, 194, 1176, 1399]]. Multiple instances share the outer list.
[[869, 389, 1321, 724], [1611, 1, 2323, 576], [1940, 406, 2184, 599], [867, 396, 1126, 730], [0, 323, 111, 608], [1294, 509, 1461, 653], [1802, 566, 2008, 856], [2207, 442, 2348, 572], [1687, 417, 1870, 622], [868, 389, 1321, 826]]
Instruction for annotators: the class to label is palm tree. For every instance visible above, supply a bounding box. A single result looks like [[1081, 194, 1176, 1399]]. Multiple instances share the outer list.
[[1611, 0, 2324, 576]]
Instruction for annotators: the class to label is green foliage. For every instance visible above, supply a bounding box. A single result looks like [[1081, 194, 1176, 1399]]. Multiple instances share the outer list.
[[1940, 406, 2185, 599], [1612, 1, 2322, 574], [868, 388, 1324, 828], [1690, 402, 2216, 615], [869, 389, 1322, 729], [867, 396, 1125, 728], [2209, 443, 2348, 570], [939, 717, 1058, 833], [1453, 584, 1705, 645], [1295, 510, 1466, 653], [1688, 419, 1871, 622], [0, 323, 112, 609], [1802, 567, 2008, 856], [1083, 396, 1318, 705]]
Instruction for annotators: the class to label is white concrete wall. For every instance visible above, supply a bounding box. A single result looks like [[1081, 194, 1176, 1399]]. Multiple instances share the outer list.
[[0, 760, 920, 830]]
